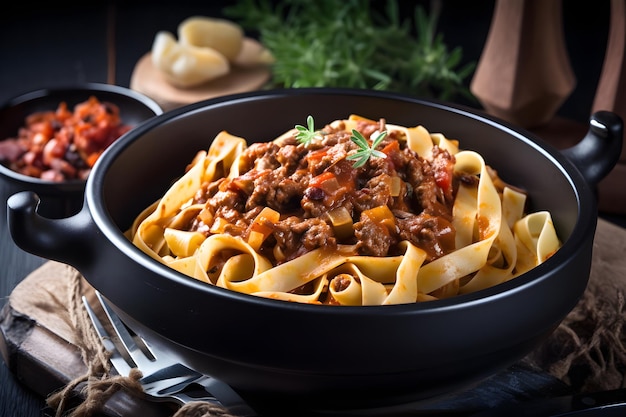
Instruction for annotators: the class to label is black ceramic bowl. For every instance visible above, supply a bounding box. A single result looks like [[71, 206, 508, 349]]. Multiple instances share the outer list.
[[0, 83, 162, 220], [7, 89, 623, 415]]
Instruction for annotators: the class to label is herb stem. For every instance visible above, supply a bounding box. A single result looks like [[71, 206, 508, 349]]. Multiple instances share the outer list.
[[347, 129, 388, 168]]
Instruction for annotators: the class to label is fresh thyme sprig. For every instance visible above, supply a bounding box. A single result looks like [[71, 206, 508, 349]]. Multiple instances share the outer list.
[[347, 129, 388, 168], [295, 115, 320, 145]]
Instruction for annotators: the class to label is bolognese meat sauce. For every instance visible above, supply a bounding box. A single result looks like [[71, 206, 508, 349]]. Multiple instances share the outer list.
[[189, 118, 457, 264]]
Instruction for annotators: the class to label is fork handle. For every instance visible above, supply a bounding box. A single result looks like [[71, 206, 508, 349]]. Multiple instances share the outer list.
[[168, 386, 257, 417], [168, 391, 220, 405], [192, 376, 258, 416]]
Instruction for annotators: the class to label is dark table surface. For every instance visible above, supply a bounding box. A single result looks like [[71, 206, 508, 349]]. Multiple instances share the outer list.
[[1, 1, 623, 417]]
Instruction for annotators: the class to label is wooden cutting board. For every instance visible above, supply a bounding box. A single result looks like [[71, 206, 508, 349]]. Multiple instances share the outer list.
[[130, 38, 271, 112], [0, 262, 175, 417]]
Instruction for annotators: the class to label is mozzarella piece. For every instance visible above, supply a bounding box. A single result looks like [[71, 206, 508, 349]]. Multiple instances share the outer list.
[[178, 16, 244, 62], [151, 31, 230, 88]]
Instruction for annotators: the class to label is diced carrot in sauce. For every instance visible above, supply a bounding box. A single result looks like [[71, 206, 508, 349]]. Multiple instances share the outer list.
[[361, 205, 395, 230], [306, 148, 329, 163], [309, 171, 336, 188], [381, 140, 400, 155], [247, 207, 280, 250]]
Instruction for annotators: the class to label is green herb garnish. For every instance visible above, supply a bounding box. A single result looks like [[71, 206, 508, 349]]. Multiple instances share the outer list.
[[224, 0, 475, 101], [295, 115, 320, 145], [347, 129, 387, 168]]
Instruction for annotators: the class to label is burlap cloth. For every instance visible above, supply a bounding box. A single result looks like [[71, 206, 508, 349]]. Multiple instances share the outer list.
[[7, 218, 626, 417]]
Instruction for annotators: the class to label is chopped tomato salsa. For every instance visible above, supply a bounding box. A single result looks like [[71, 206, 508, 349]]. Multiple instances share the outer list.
[[0, 96, 131, 181]]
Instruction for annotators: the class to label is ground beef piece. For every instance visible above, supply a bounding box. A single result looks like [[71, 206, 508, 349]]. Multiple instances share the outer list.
[[354, 215, 394, 257], [302, 193, 355, 220], [267, 176, 306, 212], [403, 152, 426, 186], [190, 219, 211, 235], [273, 216, 336, 261], [239, 142, 282, 172], [212, 207, 247, 236], [206, 189, 245, 215], [355, 118, 386, 139], [399, 148, 453, 219], [307, 141, 352, 176], [351, 188, 375, 214], [276, 143, 305, 174], [360, 153, 394, 178], [273, 216, 300, 258], [396, 212, 455, 261], [360, 173, 393, 210], [320, 129, 351, 147], [297, 218, 336, 251], [244, 168, 307, 212], [192, 180, 217, 204], [430, 146, 456, 203], [242, 205, 263, 221], [245, 169, 273, 210], [414, 176, 450, 218], [302, 193, 330, 218]]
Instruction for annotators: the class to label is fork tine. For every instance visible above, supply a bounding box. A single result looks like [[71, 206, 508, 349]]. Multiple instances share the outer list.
[[93, 291, 206, 387], [82, 295, 133, 377], [95, 291, 156, 371], [84, 294, 258, 415], [139, 363, 201, 385], [83, 294, 199, 387]]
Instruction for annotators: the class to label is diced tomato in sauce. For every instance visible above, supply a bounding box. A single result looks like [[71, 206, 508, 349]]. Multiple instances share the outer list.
[[0, 96, 131, 181]]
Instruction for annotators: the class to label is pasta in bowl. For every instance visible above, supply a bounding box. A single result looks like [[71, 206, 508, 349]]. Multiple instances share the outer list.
[[129, 114, 561, 305], [7, 89, 621, 413]]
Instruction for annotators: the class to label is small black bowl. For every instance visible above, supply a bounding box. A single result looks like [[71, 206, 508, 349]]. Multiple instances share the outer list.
[[0, 83, 162, 220]]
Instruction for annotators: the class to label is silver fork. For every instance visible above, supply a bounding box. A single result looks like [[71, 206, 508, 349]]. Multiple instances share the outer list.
[[82, 291, 257, 416]]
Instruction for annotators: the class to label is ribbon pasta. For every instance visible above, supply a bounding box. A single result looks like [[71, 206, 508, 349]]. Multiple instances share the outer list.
[[129, 115, 561, 305]]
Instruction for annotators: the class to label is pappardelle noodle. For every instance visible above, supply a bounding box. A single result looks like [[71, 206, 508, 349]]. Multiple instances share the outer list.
[[128, 115, 561, 305]]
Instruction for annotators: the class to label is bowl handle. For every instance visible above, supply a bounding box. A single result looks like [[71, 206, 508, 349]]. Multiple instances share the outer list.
[[561, 111, 623, 185], [7, 191, 95, 267]]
